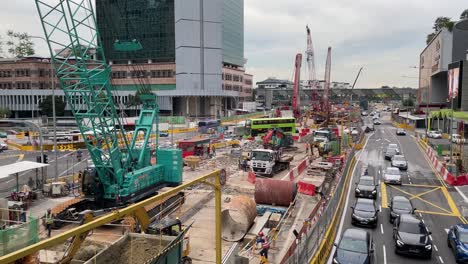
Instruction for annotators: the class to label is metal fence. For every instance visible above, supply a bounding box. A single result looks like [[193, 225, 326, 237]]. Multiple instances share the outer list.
[[281, 139, 360, 263]]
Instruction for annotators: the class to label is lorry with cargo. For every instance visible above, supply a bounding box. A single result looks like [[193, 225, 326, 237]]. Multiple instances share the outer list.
[[248, 149, 293, 177]]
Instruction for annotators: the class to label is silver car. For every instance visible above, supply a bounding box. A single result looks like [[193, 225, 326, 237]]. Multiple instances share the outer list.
[[391, 155, 408, 170], [383, 167, 402, 185]]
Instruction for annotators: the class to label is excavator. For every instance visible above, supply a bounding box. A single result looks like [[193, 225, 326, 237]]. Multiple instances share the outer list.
[[262, 129, 294, 150]]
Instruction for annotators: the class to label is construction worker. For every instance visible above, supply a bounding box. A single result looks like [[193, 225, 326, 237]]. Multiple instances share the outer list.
[[259, 237, 270, 262], [256, 231, 265, 248], [45, 208, 54, 237]]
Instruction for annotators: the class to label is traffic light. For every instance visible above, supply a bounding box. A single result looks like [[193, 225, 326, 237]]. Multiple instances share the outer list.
[[43, 154, 48, 164]]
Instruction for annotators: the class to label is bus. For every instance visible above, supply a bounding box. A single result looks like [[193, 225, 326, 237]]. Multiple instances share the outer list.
[[198, 119, 221, 134], [245, 117, 296, 137]]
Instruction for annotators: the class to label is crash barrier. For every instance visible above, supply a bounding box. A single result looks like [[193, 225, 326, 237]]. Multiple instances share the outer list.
[[422, 139, 468, 186], [280, 150, 357, 264]]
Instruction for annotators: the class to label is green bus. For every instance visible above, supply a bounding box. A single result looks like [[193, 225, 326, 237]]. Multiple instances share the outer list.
[[245, 117, 296, 137]]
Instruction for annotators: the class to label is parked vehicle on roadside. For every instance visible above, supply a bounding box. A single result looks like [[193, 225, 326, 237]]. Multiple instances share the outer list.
[[393, 214, 432, 259], [333, 228, 375, 264], [386, 144, 400, 154], [427, 130, 442, 139], [388, 196, 414, 223], [451, 134, 466, 144]]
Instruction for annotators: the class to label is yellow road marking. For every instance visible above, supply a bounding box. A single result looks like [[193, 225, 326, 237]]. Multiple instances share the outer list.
[[388, 184, 453, 215], [415, 210, 456, 217], [413, 137, 468, 224], [408, 187, 441, 201], [441, 186, 468, 224], [381, 182, 388, 208]]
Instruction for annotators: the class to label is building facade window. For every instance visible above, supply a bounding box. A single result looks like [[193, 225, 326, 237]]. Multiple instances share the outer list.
[[150, 70, 174, 78], [233, 75, 240, 82], [0, 70, 12, 78], [131, 70, 147, 78], [15, 69, 30, 77], [112, 71, 128, 79]]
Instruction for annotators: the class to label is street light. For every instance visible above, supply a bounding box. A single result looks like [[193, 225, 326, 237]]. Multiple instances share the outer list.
[[31, 36, 58, 181]]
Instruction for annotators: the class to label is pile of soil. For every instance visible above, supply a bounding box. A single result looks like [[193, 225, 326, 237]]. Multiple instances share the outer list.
[[106, 237, 166, 264]]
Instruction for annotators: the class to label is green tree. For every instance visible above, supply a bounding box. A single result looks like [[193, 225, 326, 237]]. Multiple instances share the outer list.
[[461, 9, 468, 19], [6, 30, 35, 58], [402, 98, 415, 107], [0, 107, 11, 118], [38, 96, 66, 117], [433, 16, 454, 32], [426, 32, 436, 45]]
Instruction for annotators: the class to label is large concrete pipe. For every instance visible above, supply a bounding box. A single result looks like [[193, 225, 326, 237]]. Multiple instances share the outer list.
[[221, 196, 257, 242], [254, 178, 297, 206]]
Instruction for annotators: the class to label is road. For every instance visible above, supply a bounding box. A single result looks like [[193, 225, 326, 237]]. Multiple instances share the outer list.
[[328, 112, 466, 264], [0, 149, 90, 197]]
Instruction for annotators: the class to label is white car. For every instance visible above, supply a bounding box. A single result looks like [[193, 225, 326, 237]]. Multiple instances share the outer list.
[[451, 134, 466, 144], [351, 129, 359, 135], [427, 130, 442, 139], [383, 167, 402, 185], [0, 143, 7, 150], [387, 143, 400, 154]]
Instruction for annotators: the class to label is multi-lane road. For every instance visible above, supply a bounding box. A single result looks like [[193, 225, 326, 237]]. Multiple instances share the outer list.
[[328, 112, 466, 264]]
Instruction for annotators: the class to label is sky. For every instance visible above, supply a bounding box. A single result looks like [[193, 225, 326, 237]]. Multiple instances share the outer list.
[[0, 1, 466, 88]]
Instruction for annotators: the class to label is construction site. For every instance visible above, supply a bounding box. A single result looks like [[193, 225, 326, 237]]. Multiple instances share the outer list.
[[0, 1, 367, 264]]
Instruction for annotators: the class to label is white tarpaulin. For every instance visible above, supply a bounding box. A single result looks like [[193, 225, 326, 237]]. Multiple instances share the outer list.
[[0, 161, 49, 179]]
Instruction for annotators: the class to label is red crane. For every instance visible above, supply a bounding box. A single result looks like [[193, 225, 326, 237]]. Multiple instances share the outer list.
[[323, 47, 332, 115], [292, 53, 303, 119]]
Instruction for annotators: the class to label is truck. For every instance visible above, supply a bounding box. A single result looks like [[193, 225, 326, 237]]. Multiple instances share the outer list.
[[248, 149, 293, 177]]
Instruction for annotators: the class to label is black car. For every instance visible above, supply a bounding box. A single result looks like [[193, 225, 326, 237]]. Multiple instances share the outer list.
[[333, 228, 374, 264], [389, 196, 414, 223], [355, 176, 378, 199], [384, 148, 398, 160], [396, 129, 406, 136], [351, 198, 379, 227], [393, 214, 432, 259]]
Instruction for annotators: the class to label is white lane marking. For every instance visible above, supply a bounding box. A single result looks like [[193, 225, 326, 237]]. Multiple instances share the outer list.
[[384, 139, 390, 143], [380, 224, 384, 234], [439, 256, 444, 263], [327, 136, 370, 264], [422, 219, 425, 224], [379, 205, 382, 212], [429, 235, 433, 240], [445, 228, 450, 233], [376, 139, 381, 142], [454, 186, 468, 203], [434, 245, 438, 251], [383, 245, 387, 264]]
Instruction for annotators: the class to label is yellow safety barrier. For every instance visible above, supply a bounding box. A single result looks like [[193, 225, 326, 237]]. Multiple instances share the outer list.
[[310, 156, 358, 263]]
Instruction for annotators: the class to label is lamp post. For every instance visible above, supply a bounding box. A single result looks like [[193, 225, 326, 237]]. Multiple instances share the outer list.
[[31, 36, 58, 181]]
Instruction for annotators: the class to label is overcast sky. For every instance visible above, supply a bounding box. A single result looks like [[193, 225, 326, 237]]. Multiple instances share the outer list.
[[1, 1, 466, 88]]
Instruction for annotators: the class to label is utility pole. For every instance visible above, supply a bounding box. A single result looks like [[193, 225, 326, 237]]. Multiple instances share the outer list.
[[51, 61, 58, 181], [449, 96, 454, 167]]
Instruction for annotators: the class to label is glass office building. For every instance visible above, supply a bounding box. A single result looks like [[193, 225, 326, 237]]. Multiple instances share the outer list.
[[96, 0, 175, 63], [222, 0, 244, 67]]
